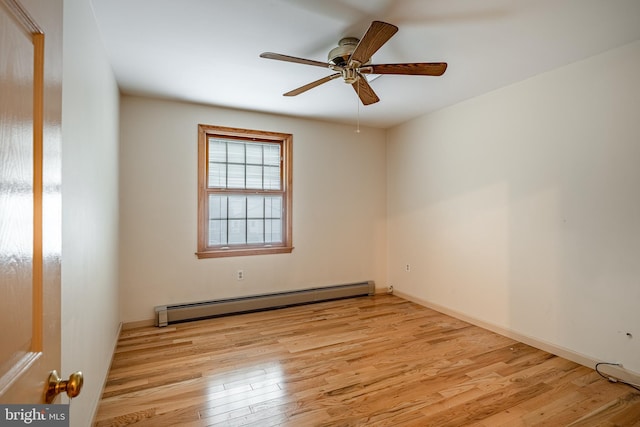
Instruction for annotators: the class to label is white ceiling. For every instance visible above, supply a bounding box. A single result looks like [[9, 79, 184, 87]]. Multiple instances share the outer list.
[[90, 0, 640, 129]]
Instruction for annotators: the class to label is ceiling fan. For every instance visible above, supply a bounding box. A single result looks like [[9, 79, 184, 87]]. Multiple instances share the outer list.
[[260, 21, 447, 105]]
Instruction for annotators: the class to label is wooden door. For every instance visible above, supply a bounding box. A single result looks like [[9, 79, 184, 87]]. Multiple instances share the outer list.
[[0, 0, 62, 403]]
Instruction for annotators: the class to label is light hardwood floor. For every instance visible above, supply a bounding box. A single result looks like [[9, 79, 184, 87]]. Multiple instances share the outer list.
[[94, 295, 640, 426]]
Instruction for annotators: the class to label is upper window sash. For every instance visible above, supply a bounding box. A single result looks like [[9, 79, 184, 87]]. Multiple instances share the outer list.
[[207, 138, 282, 191]]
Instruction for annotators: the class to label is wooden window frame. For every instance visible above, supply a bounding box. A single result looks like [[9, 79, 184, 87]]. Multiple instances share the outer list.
[[196, 124, 293, 259]]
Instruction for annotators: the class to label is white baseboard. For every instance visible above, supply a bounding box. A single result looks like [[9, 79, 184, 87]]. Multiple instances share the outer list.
[[122, 318, 155, 330], [392, 290, 640, 384], [90, 321, 122, 425]]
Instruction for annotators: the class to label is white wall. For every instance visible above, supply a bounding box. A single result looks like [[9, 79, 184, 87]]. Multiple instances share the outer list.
[[61, 0, 120, 425], [119, 96, 387, 323], [388, 40, 640, 374]]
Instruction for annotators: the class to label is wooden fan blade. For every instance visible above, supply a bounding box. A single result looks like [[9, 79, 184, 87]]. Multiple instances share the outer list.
[[349, 21, 398, 66], [352, 76, 379, 105], [365, 62, 448, 76], [260, 52, 330, 68], [284, 73, 341, 96]]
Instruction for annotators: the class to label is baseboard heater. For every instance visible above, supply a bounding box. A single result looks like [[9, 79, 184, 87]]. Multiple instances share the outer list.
[[154, 281, 375, 327]]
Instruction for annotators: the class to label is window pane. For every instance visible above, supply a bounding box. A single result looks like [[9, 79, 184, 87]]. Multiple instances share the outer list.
[[208, 162, 226, 188], [265, 219, 282, 243], [209, 195, 227, 219], [246, 165, 263, 189], [228, 196, 246, 219], [264, 144, 280, 165], [246, 144, 262, 165], [247, 219, 264, 244], [209, 139, 226, 162], [265, 197, 282, 218], [228, 219, 246, 244], [208, 219, 227, 245], [247, 196, 263, 218], [227, 142, 245, 163], [264, 166, 280, 190], [227, 164, 245, 188]]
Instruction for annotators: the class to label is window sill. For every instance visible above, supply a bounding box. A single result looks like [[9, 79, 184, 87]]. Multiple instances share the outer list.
[[196, 246, 294, 259]]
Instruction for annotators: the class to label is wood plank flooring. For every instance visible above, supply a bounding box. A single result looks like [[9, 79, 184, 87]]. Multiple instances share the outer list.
[[94, 295, 640, 426]]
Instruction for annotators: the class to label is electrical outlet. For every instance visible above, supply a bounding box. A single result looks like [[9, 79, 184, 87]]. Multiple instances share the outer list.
[[237, 270, 244, 280], [405, 264, 411, 272], [387, 285, 394, 294]]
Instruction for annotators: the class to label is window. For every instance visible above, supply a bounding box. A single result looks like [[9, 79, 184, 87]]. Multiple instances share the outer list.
[[197, 124, 293, 258]]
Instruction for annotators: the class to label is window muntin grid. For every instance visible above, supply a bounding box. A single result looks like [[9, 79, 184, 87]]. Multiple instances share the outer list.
[[206, 138, 283, 247], [208, 139, 281, 190], [208, 195, 283, 246]]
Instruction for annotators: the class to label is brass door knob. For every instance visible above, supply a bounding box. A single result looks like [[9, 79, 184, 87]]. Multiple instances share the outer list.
[[45, 370, 83, 403]]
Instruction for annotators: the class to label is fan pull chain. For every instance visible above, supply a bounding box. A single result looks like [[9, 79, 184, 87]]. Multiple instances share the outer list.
[[356, 80, 361, 133]]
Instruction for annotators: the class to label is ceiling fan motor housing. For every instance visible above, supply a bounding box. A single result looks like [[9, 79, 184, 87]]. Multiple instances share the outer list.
[[328, 37, 359, 66]]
